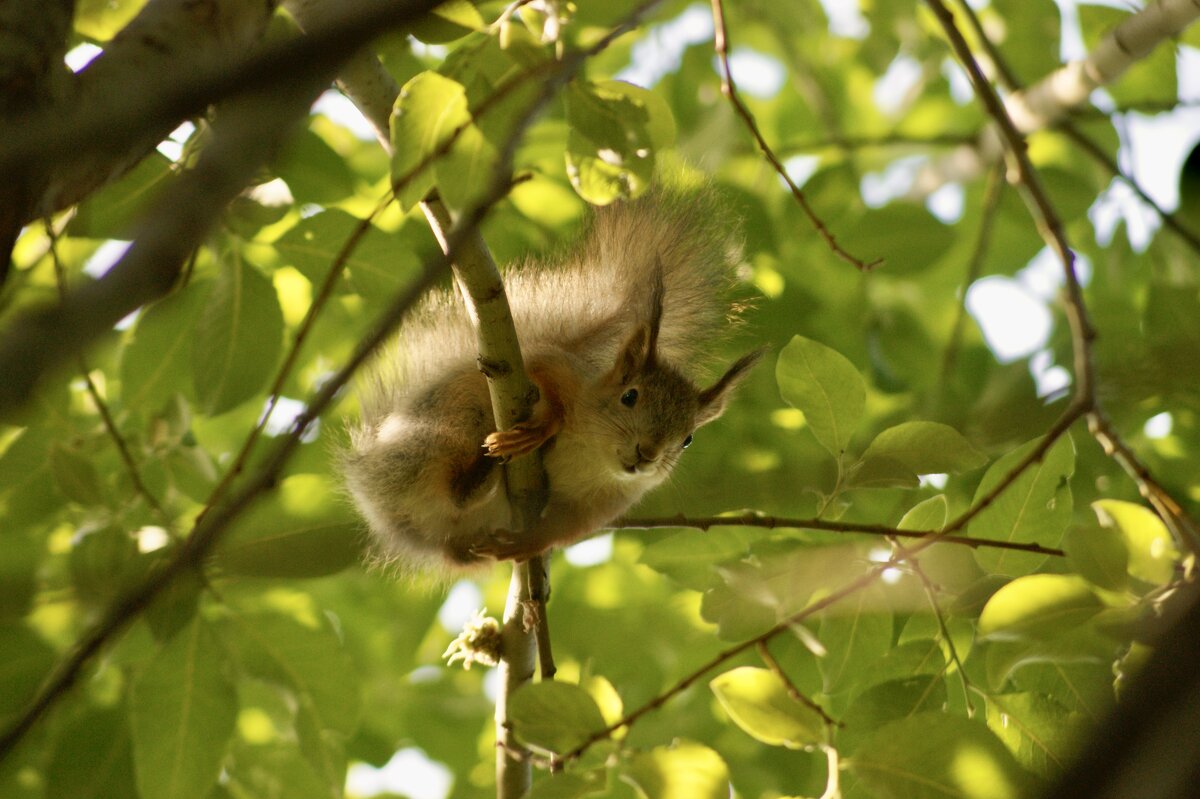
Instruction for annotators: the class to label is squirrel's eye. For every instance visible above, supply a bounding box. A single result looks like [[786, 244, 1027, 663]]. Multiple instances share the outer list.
[[681, 434, 693, 449], [620, 388, 638, 407]]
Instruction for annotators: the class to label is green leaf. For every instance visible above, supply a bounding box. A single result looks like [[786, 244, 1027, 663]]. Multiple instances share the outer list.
[[0, 623, 56, 718], [968, 436, 1075, 576], [709, 666, 825, 748], [1062, 522, 1128, 592], [595, 80, 676, 149], [844, 205, 954, 274], [861, 421, 986, 476], [850, 713, 1033, 799], [49, 443, 105, 506], [0, 426, 66, 526], [776, 335, 866, 458], [435, 119, 500, 212], [564, 81, 656, 204], [409, 0, 484, 43], [1092, 499, 1179, 586], [220, 611, 360, 735], [624, 740, 730, 799], [67, 152, 172, 238], [509, 682, 608, 754], [390, 71, 472, 211], [214, 475, 361, 578], [527, 770, 606, 799], [46, 708, 136, 799], [986, 692, 1083, 779], [129, 618, 237, 799], [978, 574, 1102, 642], [639, 526, 765, 591], [274, 209, 424, 298], [840, 675, 948, 755], [120, 285, 204, 411], [274, 127, 357, 205], [819, 586, 893, 695], [898, 495, 949, 532], [192, 255, 284, 416]]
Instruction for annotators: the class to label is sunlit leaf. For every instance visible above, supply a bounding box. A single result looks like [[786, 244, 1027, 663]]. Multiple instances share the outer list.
[[129, 619, 237, 799], [510, 682, 607, 754], [968, 436, 1075, 576], [1092, 499, 1179, 586], [775, 335, 866, 458], [624, 740, 730, 799], [850, 713, 1034, 799], [710, 666, 825, 748], [978, 574, 1102, 642], [192, 255, 283, 416]]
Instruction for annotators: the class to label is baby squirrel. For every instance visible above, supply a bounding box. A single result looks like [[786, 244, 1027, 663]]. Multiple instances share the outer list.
[[343, 183, 761, 573]]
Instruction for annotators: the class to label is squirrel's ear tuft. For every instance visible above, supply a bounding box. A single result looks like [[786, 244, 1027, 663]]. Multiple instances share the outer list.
[[611, 324, 652, 385], [695, 347, 766, 426]]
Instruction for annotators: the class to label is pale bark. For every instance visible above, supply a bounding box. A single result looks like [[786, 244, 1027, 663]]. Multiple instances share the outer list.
[[913, 0, 1200, 194]]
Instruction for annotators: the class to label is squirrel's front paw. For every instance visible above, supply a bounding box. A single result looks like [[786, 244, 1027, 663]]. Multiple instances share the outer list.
[[484, 423, 549, 459]]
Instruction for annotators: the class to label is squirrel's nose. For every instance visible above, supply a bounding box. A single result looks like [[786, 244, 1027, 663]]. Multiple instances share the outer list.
[[635, 444, 660, 464]]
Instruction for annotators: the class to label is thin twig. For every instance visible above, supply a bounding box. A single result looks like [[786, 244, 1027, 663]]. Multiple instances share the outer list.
[[45, 219, 172, 528], [614, 513, 1066, 557], [898, 546, 975, 716], [755, 641, 839, 728], [709, 0, 881, 272]]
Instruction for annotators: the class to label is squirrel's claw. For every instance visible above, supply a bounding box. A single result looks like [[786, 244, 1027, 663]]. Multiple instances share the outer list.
[[484, 426, 546, 459], [483, 409, 561, 459]]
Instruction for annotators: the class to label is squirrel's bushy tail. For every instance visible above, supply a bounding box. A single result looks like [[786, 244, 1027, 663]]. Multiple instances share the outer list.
[[505, 182, 746, 368]]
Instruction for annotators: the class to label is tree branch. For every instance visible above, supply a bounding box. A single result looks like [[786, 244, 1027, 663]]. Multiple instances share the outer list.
[[914, 0, 1200, 193], [614, 513, 1066, 557]]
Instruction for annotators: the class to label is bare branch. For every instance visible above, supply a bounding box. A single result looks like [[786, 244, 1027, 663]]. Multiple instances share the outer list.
[[614, 512, 1066, 557]]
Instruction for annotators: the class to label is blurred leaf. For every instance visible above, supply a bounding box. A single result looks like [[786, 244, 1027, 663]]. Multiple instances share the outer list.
[[639, 526, 763, 590], [192, 254, 283, 416], [624, 740, 730, 799], [565, 81, 655, 204], [860, 421, 986, 476], [510, 681, 607, 754], [215, 474, 361, 578], [968, 435, 1075, 576], [986, 692, 1083, 780], [776, 335, 866, 458], [709, 666, 825, 748], [839, 675, 948, 755], [844, 206, 954, 274], [409, 0, 484, 43], [46, 708, 136, 799], [68, 153, 172, 238], [274, 127, 357, 205], [1092, 499, 1179, 586], [1062, 522, 1128, 592], [819, 587, 893, 695], [978, 574, 1102, 642], [220, 611, 361, 736], [898, 495, 949, 532], [129, 618, 237, 799], [120, 285, 205, 411], [390, 71, 473, 211], [850, 713, 1033, 799], [0, 623, 56, 719], [49, 443, 104, 506]]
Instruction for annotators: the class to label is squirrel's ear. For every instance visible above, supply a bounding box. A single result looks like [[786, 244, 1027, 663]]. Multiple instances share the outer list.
[[611, 324, 652, 384], [695, 347, 766, 427]]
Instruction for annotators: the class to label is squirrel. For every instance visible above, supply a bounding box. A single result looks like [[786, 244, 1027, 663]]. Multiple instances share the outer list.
[[342, 182, 761, 574]]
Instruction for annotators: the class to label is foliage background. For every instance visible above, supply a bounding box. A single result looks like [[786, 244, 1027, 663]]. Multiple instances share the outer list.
[[0, 0, 1198, 797]]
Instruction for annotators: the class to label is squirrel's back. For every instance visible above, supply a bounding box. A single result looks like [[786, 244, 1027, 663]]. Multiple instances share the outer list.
[[360, 182, 745, 423]]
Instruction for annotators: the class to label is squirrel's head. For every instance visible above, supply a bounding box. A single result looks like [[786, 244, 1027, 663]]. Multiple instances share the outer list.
[[588, 274, 763, 483]]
